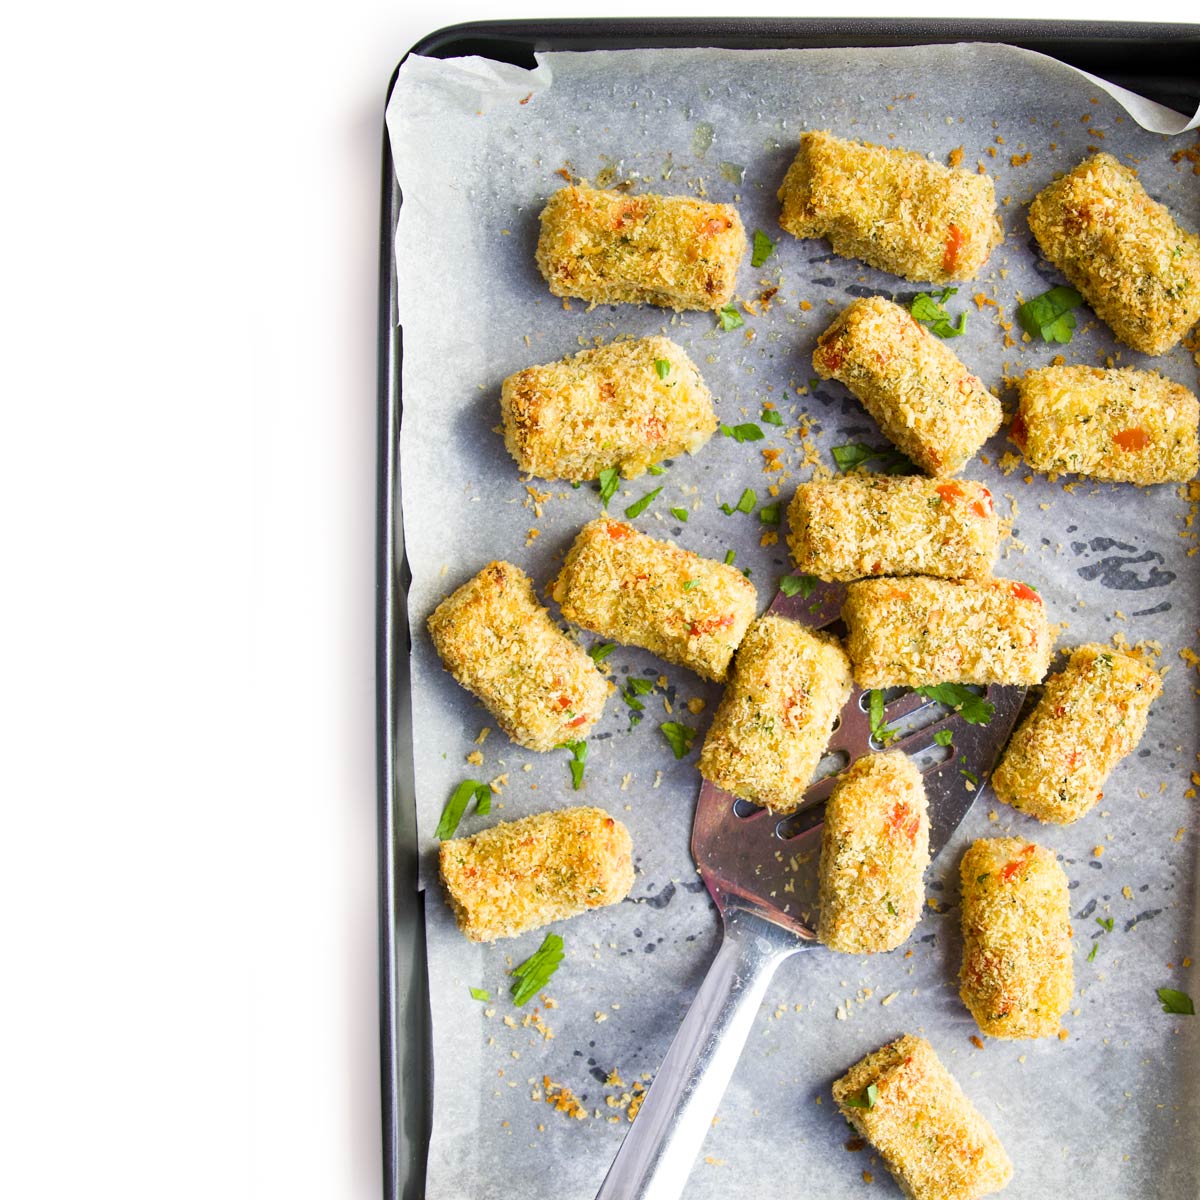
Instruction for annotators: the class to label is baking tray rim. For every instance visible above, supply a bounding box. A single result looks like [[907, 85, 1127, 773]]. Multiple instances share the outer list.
[[376, 18, 1200, 1200]]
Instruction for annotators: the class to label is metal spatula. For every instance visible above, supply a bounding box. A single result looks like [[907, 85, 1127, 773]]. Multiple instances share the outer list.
[[595, 581, 1026, 1200]]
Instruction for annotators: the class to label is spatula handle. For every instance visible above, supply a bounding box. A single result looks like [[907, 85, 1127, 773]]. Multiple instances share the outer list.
[[594, 910, 802, 1200]]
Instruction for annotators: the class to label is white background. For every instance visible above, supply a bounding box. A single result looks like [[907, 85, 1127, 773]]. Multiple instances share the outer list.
[[0, 2, 1193, 1197]]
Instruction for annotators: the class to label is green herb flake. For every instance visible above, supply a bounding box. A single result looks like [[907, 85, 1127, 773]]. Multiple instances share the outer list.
[[914, 683, 995, 726], [654, 358, 671, 380], [660, 721, 697, 759], [886, 900, 898, 916], [779, 574, 817, 599], [683, 579, 700, 591], [588, 642, 617, 664], [647, 463, 666, 476], [1016, 285, 1084, 344], [960, 766, 980, 786], [624, 486, 662, 519], [724, 550, 736, 566], [761, 408, 784, 426], [736, 488, 756, 514], [469, 987, 491, 1002], [933, 729, 954, 747], [751, 229, 776, 268], [830, 442, 912, 475], [720, 422, 764, 443], [1157, 987, 1195, 1015], [910, 286, 967, 338], [558, 739, 589, 790], [843, 1083, 878, 1110], [758, 504, 780, 526], [434, 779, 492, 840], [597, 467, 620, 506], [1087, 943, 1098, 963], [626, 678, 654, 696], [510, 933, 565, 1007], [1097, 916, 1114, 933], [670, 506, 689, 522], [868, 690, 896, 746], [717, 304, 745, 331]]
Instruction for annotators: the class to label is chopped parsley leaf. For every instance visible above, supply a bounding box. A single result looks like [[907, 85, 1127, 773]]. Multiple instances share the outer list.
[[1016, 285, 1084, 344], [750, 229, 776, 268], [868, 689, 897, 746], [626, 678, 654, 696], [660, 721, 697, 759], [717, 304, 745, 331], [558, 739, 588, 790], [647, 463, 666, 476], [624, 486, 662, 519], [469, 987, 491, 1002], [830, 442, 912, 474], [720, 422, 764, 443], [588, 642, 617, 664], [914, 683, 995, 726], [910, 286, 967, 338], [933, 729, 954, 746], [683, 579, 700, 591], [736, 488, 756, 514], [843, 1083, 878, 1110], [597, 467, 620, 506], [1156, 987, 1194, 1015], [758, 504, 780, 526], [670, 506, 689, 522], [654, 358, 671, 379], [510, 933, 565, 1007], [761, 408, 784, 426], [960, 766, 980, 786], [779, 574, 817, 599], [434, 779, 492, 840]]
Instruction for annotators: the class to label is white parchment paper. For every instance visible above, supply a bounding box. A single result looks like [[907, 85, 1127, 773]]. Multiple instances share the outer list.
[[387, 43, 1200, 1200]]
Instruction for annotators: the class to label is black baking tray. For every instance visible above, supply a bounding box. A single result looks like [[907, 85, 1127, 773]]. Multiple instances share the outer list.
[[376, 19, 1200, 1199]]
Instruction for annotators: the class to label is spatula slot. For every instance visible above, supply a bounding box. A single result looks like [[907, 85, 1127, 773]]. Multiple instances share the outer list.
[[731, 797, 763, 819], [907, 739, 955, 773], [812, 747, 849, 783], [774, 804, 826, 841]]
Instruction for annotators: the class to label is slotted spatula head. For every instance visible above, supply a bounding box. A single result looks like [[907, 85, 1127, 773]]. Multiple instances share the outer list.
[[691, 580, 1028, 937]]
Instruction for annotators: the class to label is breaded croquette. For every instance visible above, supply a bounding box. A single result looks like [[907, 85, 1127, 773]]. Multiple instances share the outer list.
[[439, 806, 633, 942], [833, 1034, 1012, 1200], [552, 519, 757, 682], [817, 751, 930, 953], [959, 838, 1073, 1039], [500, 336, 717, 481], [535, 185, 746, 310], [813, 297, 1001, 476], [1012, 365, 1199, 484], [428, 561, 607, 751], [991, 644, 1162, 824], [788, 474, 999, 582], [1027, 152, 1200, 355], [778, 130, 1003, 283], [697, 615, 853, 813], [842, 576, 1053, 688]]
